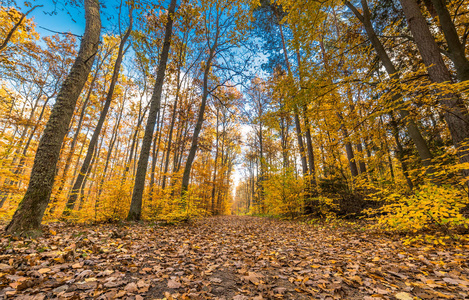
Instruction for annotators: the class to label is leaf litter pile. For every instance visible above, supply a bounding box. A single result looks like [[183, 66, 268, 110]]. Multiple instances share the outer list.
[[0, 216, 468, 299]]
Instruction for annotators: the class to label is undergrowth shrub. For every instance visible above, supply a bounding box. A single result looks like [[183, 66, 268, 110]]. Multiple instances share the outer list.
[[366, 184, 469, 244], [145, 186, 206, 224], [309, 196, 338, 218], [262, 172, 304, 218]]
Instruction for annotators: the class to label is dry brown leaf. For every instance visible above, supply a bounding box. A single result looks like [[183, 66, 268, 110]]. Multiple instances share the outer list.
[[167, 279, 181, 289], [395, 292, 414, 300]]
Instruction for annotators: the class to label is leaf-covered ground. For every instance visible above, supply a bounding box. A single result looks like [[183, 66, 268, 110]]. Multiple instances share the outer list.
[[0, 216, 468, 299]]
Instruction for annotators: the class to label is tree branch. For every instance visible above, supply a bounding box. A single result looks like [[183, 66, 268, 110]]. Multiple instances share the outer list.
[[0, 5, 43, 52]]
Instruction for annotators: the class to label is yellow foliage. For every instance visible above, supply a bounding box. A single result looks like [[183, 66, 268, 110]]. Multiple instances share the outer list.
[[369, 184, 469, 243], [261, 171, 305, 217]]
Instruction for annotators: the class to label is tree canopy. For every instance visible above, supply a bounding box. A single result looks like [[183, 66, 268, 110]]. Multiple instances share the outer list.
[[0, 0, 468, 243]]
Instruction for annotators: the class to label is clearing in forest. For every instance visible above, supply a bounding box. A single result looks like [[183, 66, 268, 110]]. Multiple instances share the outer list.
[[0, 216, 468, 299]]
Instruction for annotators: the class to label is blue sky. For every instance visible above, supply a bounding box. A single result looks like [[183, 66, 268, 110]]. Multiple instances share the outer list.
[[18, 0, 131, 38], [18, 1, 86, 37], [13, 0, 262, 190]]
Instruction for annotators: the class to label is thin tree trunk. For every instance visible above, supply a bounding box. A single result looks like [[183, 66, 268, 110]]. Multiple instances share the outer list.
[[277, 18, 309, 181], [161, 73, 183, 190], [177, 121, 190, 173], [337, 112, 359, 178], [149, 99, 166, 197], [97, 93, 126, 198], [181, 20, 220, 194], [64, 14, 132, 215], [127, 0, 177, 221], [148, 124, 159, 199], [345, 0, 436, 176], [211, 107, 219, 214], [356, 142, 367, 174], [390, 114, 414, 190], [2, 95, 53, 204], [77, 138, 101, 211]]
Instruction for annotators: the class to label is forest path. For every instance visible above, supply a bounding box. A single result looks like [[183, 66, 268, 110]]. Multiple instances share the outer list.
[[0, 216, 468, 299]]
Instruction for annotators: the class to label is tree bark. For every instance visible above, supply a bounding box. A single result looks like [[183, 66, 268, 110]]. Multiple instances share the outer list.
[[400, 0, 469, 181], [181, 18, 219, 194], [127, 0, 177, 221], [345, 0, 436, 175], [5, 0, 101, 236], [63, 14, 132, 216], [428, 0, 469, 82]]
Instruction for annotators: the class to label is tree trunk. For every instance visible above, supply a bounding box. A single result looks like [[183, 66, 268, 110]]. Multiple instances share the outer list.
[[181, 26, 219, 194], [428, 0, 469, 82], [63, 15, 132, 216], [149, 99, 166, 197], [400, 0, 469, 181], [127, 0, 177, 221], [210, 108, 220, 214], [296, 49, 317, 190], [356, 142, 367, 174], [337, 112, 359, 178], [277, 19, 309, 180], [148, 123, 159, 200], [5, 0, 101, 236], [390, 114, 414, 190], [345, 0, 436, 176], [161, 84, 180, 190], [53, 57, 104, 203], [97, 92, 126, 198]]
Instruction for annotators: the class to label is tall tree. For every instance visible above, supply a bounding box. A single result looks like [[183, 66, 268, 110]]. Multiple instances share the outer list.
[[181, 0, 252, 194], [5, 0, 101, 236], [399, 0, 469, 181], [63, 3, 133, 216], [427, 0, 469, 82], [127, 0, 177, 221], [344, 0, 436, 176]]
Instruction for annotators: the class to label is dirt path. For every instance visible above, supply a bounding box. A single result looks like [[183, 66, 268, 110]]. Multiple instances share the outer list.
[[0, 216, 468, 299]]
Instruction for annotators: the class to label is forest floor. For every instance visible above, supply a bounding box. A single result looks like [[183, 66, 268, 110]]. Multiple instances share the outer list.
[[0, 216, 468, 300]]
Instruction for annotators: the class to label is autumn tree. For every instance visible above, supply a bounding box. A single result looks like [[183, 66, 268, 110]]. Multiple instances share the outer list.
[[181, 0, 253, 195], [127, 0, 177, 221], [63, 2, 133, 216], [5, 0, 101, 236]]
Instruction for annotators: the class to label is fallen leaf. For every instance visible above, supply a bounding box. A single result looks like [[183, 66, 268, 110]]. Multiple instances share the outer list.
[[38, 268, 51, 274], [210, 277, 223, 283], [125, 282, 138, 293], [243, 272, 264, 285], [395, 292, 414, 300], [167, 279, 181, 289]]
